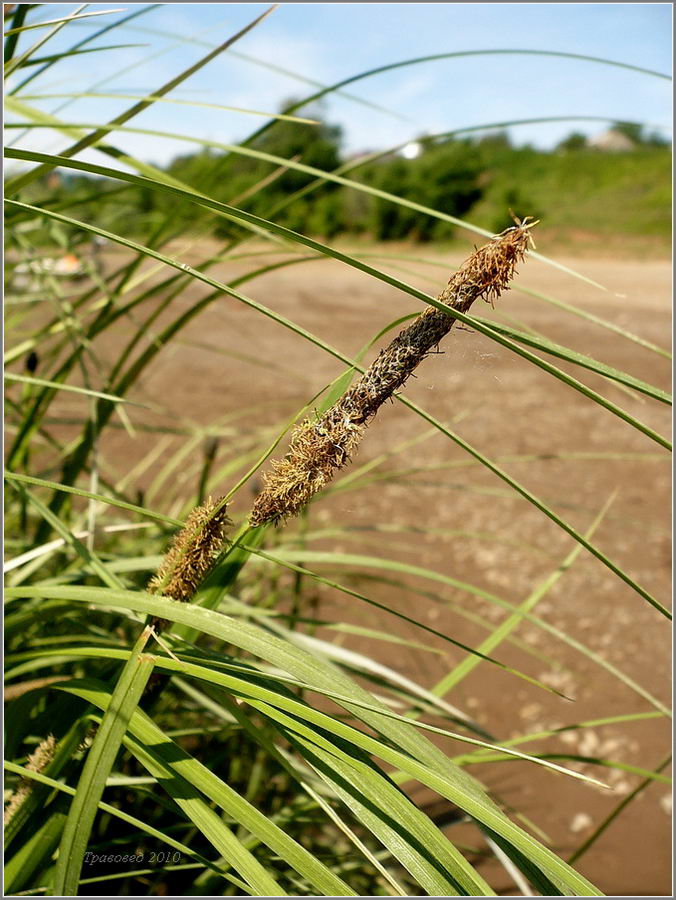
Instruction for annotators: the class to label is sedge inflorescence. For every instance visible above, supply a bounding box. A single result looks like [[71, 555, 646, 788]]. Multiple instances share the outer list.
[[4, 734, 57, 825], [148, 497, 231, 602], [250, 218, 537, 527]]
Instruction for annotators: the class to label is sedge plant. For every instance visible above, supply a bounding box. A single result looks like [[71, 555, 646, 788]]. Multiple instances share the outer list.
[[4, 4, 671, 897]]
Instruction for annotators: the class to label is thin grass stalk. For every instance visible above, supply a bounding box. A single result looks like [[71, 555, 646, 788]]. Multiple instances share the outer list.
[[567, 753, 672, 865]]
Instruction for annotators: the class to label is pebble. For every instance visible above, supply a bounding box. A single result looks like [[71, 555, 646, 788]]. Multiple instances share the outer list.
[[570, 812, 593, 833], [520, 702, 542, 720]]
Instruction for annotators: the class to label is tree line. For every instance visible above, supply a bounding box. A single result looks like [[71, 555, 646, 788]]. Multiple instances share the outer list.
[[28, 106, 670, 244]]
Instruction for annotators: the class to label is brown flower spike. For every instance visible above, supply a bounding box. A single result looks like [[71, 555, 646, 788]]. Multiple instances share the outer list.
[[4, 734, 57, 824], [250, 218, 537, 526], [148, 497, 231, 602]]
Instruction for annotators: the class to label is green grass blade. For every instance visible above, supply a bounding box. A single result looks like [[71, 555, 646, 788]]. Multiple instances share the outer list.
[[244, 547, 563, 700], [4, 371, 148, 405], [567, 754, 672, 866], [3, 2, 29, 64], [52, 627, 155, 896], [13, 44, 149, 69], [5, 470, 182, 526], [5, 477, 126, 590], [475, 318, 671, 403], [4, 801, 68, 893], [517, 283, 671, 358], [122, 698, 355, 894], [397, 398, 670, 619], [4, 585, 603, 895], [4, 4, 278, 193], [117, 738, 286, 896], [4, 7, 125, 37], [201, 691, 408, 895], [453, 712, 666, 761], [17, 92, 321, 123], [282, 730, 479, 896], [433, 494, 614, 696]]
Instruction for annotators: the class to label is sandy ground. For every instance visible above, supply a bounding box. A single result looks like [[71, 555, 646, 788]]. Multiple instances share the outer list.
[[21, 239, 673, 895]]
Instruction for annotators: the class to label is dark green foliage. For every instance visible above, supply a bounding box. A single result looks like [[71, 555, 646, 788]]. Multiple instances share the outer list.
[[613, 119, 671, 148], [468, 141, 671, 239], [557, 132, 587, 152], [612, 120, 645, 144], [156, 102, 344, 238], [362, 140, 483, 241]]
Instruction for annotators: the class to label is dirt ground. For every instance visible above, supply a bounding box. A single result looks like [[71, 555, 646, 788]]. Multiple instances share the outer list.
[[39, 238, 674, 895]]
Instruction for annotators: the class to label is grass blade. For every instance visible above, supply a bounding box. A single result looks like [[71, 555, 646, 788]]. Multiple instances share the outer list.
[[5, 584, 604, 894], [432, 494, 615, 696], [4, 371, 148, 405], [4, 8, 126, 37], [5, 5, 278, 193], [52, 627, 155, 896], [476, 318, 671, 404], [567, 754, 672, 865], [17, 91, 320, 123], [5, 470, 182, 526], [3, 761, 252, 892]]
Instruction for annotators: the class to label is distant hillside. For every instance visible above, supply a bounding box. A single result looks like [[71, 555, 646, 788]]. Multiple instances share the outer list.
[[24, 121, 670, 255], [466, 145, 671, 250]]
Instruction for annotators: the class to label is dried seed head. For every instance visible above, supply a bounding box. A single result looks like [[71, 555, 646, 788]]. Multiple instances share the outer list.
[[439, 216, 537, 311], [250, 219, 536, 527], [26, 734, 57, 771], [250, 413, 366, 525], [4, 734, 57, 824], [148, 497, 231, 602]]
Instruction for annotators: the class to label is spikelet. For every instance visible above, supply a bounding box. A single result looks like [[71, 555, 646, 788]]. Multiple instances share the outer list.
[[250, 218, 537, 526], [4, 734, 57, 824], [148, 497, 231, 602]]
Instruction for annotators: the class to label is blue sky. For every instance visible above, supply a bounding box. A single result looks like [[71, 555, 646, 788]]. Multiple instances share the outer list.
[[5, 2, 673, 169]]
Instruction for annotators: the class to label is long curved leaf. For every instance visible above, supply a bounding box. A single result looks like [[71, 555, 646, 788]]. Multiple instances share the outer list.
[[52, 628, 155, 895], [5, 584, 603, 895], [3, 761, 252, 893]]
